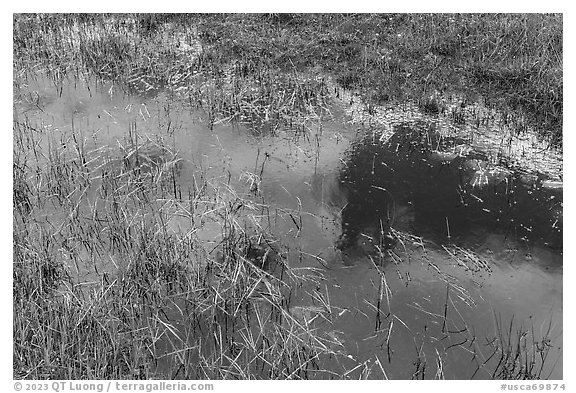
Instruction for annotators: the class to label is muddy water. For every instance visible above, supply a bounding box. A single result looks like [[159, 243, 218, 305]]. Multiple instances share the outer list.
[[14, 73, 562, 379]]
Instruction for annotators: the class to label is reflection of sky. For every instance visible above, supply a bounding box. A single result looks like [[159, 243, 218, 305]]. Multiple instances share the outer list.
[[316, 233, 562, 379], [15, 72, 562, 380]]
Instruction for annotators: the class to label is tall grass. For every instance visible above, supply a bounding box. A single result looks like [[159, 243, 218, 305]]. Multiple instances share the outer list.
[[13, 13, 561, 379]]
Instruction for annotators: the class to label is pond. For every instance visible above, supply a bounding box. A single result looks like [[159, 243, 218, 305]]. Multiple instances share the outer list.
[[13, 67, 562, 379]]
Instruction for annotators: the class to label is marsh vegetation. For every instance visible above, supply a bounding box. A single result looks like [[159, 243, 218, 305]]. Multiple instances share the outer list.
[[13, 14, 562, 380]]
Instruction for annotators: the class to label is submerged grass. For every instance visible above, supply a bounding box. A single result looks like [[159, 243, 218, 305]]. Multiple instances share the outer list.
[[13, 13, 561, 379], [469, 312, 561, 380], [13, 119, 344, 379]]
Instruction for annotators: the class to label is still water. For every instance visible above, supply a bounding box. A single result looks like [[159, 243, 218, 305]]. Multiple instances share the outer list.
[[14, 72, 562, 379]]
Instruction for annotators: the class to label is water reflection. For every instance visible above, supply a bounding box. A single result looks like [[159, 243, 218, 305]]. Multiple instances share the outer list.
[[13, 71, 562, 379], [333, 121, 562, 255]]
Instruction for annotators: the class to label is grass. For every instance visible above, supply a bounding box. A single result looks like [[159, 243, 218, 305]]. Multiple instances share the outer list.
[[191, 14, 563, 143], [471, 313, 561, 380], [13, 13, 562, 142], [13, 120, 343, 378], [13, 13, 562, 380]]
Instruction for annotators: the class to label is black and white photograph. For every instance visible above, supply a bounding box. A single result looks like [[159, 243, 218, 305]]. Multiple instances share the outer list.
[[11, 11, 565, 385]]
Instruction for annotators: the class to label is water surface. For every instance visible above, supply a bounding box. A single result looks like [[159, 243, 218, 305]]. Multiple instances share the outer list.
[[13, 72, 563, 379]]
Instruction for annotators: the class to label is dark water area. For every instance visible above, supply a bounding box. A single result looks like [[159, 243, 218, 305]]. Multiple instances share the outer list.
[[298, 121, 563, 379], [13, 72, 563, 379], [335, 122, 562, 254]]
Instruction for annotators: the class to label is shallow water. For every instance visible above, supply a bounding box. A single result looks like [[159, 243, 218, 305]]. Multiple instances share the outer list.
[[13, 72, 562, 379]]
